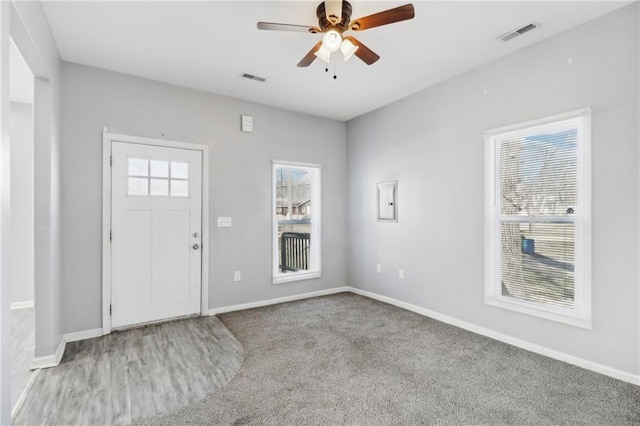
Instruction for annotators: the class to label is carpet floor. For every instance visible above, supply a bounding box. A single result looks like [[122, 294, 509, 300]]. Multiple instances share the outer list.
[[142, 293, 640, 425]]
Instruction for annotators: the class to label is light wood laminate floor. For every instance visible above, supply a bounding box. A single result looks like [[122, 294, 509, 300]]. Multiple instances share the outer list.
[[11, 306, 35, 412], [14, 315, 244, 425]]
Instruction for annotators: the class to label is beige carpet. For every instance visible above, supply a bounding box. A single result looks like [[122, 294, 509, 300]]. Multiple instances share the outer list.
[[143, 293, 640, 425]]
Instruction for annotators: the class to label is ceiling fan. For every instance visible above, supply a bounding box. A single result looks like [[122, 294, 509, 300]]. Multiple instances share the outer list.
[[257, 1, 415, 67]]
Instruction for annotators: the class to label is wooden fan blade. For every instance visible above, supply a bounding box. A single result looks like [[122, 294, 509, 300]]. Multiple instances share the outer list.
[[348, 4, 415, 32], [257, 22, 321, 34], [325, 0, 342, 25], [344, 36, 380, 65], [297, 41, 323, 67]]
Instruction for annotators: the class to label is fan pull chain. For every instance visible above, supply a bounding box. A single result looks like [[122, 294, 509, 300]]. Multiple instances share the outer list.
[[321, 54, 337, 80]]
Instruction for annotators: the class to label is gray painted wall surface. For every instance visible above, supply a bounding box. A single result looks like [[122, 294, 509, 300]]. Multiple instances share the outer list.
[[60, 62, 348, 333], [10, 101, 34, 304], [347, 5, 639, 375], [13, 1, 65, 361], [2, 2, 63, 422]]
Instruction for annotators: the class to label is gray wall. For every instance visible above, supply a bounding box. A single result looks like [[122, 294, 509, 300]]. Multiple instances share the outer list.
[[60, 63, 348, 333], [347, 5, 639, 376], [2, 2, 63, 421], [10, 101, 34, 304], [13, 1, 65, 361]]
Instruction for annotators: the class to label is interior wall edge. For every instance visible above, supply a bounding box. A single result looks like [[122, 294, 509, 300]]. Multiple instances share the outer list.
[[30, 337, 64, 370]]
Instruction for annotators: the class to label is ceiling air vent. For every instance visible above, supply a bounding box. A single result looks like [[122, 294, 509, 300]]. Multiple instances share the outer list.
[[241, 73, 267, 83], [498, 22, 538, 42]]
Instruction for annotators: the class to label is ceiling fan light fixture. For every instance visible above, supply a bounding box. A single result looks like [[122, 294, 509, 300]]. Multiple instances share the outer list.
[[259, 1, 414, 68], [314, 45, 332, 63], [340, 38, 359, 61], [322, 29, 342, 52]]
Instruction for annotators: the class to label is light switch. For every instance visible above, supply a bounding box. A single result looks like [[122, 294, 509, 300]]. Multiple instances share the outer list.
[[217, 217, 232, 227]]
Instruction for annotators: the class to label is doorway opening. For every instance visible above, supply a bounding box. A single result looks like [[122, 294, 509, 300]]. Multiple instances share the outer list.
[[9, 36, 35, 416], [102, 133, 210, 334]]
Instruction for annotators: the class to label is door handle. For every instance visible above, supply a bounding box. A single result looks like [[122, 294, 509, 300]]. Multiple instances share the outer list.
[[193, 244, 200, 250]]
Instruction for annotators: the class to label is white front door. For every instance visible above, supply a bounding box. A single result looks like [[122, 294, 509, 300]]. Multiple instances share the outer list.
[[111, 141, 202, 329]]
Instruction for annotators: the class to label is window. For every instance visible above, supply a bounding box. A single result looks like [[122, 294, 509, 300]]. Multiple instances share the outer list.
[[127, 158, 189, 197], [485, 109, 591, 328], [272, 162, 321, 284]]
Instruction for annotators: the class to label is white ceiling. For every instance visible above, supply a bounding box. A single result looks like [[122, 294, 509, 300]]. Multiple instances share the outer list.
[[41, 1, 630, 121], [10, 38, 33, 104]]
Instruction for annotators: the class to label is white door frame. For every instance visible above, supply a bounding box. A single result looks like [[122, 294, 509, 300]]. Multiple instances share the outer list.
[[101, 132, 210, 335]]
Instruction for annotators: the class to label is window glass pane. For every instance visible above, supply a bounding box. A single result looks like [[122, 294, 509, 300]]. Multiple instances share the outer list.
[[128, 158, 148, 177], [501, 129, 577, 216], [500, 221, 575, 309], [171, 162, 189, 179], [275, 167, 312, 274], [275, 168, 311, 220], [170, 180, 189, 197], [278, 227, 310, 272], [150, 178, 169, 196], [128, 177, 148, 196], [150, 160, 169, 178]]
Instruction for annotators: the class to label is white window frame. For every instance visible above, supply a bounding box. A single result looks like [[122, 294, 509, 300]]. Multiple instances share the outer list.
[[272, 161, 321, 284], [484, 108, 592, 329]]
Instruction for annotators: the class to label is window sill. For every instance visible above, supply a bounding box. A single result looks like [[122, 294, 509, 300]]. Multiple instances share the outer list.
[[273, 271, 321, 285], [485, 296, 591, 329]]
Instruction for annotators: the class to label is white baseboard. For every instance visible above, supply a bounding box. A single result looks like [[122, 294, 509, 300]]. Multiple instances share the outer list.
[[12, 368, 40, 419], [64, 328, 103, 343], [208, 286, 350, 315], [27, 329, 101, 371], [11, 300, 34, 310], [49, 285, 640, 386], [31, 338, 65, 370], [348, 287, 640, 386]]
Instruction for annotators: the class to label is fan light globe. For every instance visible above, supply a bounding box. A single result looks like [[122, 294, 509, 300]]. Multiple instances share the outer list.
[[340, 38, 359, 61], [322, 29, 342, 53], [314, 45, 332, 63]]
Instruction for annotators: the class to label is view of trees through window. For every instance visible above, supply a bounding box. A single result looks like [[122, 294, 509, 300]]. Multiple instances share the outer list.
[[499, 128, 577, 309], [275, 166, 312, 274]]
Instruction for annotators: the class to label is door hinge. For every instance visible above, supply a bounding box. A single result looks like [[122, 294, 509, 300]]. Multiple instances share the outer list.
[[110, 156, 113, 167], [110, 305, 112, 315], [110, 230, 112, 241]]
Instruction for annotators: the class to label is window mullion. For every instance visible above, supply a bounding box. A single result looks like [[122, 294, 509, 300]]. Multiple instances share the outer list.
[[498, 215, 576, 223]]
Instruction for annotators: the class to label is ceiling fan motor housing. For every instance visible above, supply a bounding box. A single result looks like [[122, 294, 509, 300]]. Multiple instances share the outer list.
[[316, 1, 352, 32]]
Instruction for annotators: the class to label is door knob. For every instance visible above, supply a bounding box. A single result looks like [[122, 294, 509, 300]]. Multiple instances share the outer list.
[[193, 244, 200, 250]]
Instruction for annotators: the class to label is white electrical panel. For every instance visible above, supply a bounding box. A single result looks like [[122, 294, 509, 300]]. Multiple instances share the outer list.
[[241, 115, 253, 133]]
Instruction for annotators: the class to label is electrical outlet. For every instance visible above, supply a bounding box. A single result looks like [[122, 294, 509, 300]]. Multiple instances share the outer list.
[[234, 271, 241, 282], [217, 217, 232, 227], [376, 264, 382, 274], [399, 268, 405, 279]]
